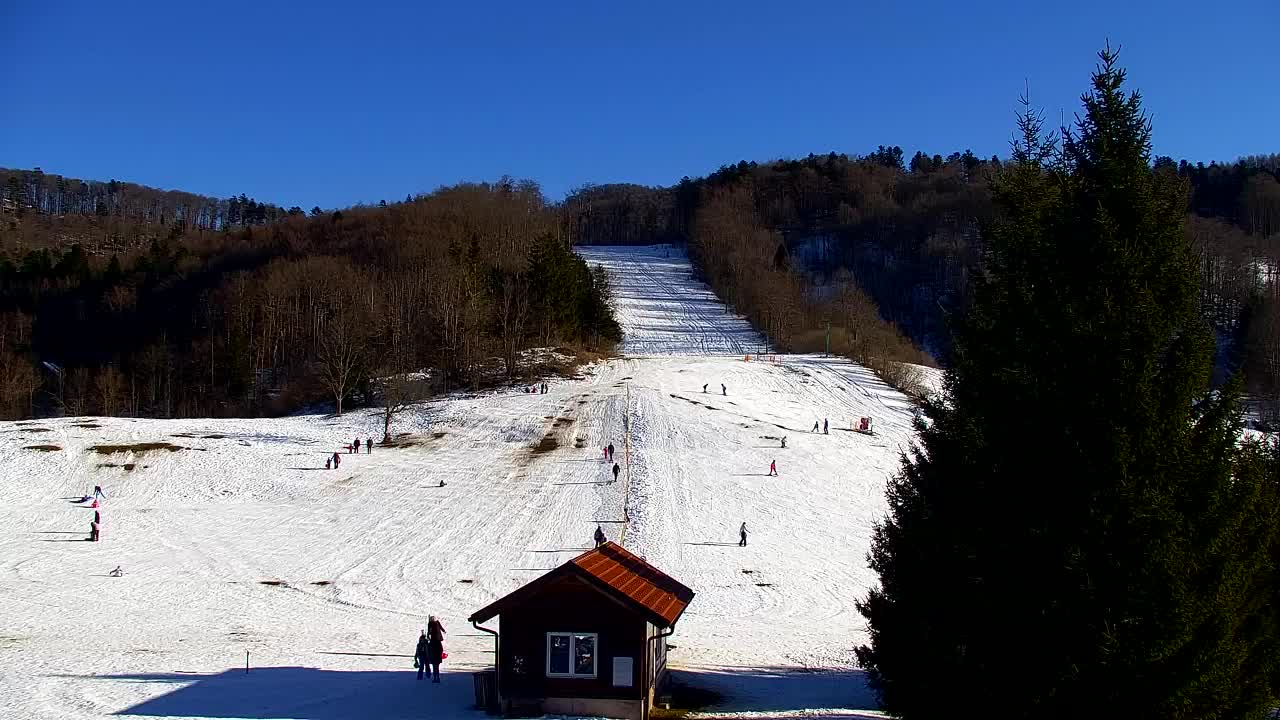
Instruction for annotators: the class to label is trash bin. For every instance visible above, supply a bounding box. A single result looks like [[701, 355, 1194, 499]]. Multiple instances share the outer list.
[[473, 669, 499, 714]]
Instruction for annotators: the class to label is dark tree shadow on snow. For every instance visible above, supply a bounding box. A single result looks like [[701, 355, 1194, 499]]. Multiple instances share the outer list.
[[669, 666, 879, 717]]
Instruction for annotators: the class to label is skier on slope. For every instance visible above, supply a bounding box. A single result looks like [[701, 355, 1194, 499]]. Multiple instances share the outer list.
[[812, 420, 819, 433], [332, 452, 341, 469], [595, 525, 607, 547], [607, 443, 615, 461], [703, 383, 708, 393], [823, 418, 828, 434], [93, 485, 106, 501], [325, 457, 331, 470], [721, 383, 727, 396], [769, 459, 777, 476], [89, 519, 100, 542], [781, 436, 787, 448], [739, 522, 748, 547], [612, 463, 621, 483]]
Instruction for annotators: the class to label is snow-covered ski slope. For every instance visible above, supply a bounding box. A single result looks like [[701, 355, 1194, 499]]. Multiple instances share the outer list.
[[0, 245, 916, 719], [576, 245, 762, 357]]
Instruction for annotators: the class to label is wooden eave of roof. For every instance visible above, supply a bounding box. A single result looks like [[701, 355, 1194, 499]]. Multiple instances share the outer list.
[[468, 542, 694, 628]]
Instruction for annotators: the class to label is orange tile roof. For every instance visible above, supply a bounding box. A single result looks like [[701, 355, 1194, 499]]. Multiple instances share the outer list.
[[468, 542, 695, 628], [571, 542, 695, 627]]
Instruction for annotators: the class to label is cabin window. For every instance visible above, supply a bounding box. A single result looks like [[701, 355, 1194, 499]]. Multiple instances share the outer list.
[[546, 632, 597, 678]]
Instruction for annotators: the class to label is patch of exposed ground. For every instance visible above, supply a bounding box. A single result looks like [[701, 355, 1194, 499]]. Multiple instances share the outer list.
[[90, 442, 184, 454]]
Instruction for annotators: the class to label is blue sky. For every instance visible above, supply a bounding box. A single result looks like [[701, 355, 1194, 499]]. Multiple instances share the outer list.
[[2, 0, 1276, 210]]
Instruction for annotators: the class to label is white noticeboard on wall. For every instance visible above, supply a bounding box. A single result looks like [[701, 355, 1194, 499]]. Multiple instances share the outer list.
[[612, 657, 634, 687]]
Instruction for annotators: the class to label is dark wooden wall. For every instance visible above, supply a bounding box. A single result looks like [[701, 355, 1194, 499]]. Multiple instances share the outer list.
[[498, 575, 648, 700]]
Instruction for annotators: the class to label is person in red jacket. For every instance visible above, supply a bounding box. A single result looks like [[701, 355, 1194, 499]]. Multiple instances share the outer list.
[[425, 616, 446, 683]]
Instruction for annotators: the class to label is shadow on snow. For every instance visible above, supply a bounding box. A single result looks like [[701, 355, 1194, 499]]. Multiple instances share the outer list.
[[670, 666, 879, 716], [91, 665, 879, 719], [95, 666, 486, 719]]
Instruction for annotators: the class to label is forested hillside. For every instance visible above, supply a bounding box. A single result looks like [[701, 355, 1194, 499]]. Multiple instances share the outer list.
[[0, 173, 617, 419], [562, 151, 1280, 415], [3, 151, 1277, 421]]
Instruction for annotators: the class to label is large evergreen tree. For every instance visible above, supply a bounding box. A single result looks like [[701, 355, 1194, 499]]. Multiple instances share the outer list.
[[856, 47, 1280, 719]]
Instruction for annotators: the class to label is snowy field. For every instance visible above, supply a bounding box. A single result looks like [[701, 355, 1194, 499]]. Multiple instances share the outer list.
[[0, 245, 917, 719]]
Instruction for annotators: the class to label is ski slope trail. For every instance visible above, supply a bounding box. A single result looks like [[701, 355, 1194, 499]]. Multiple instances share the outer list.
[[0, 245, 915, 719], [576, 245, 763, 357]]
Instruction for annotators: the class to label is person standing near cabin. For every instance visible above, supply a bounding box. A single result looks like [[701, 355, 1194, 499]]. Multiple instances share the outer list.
[[594, 524, 606, 547], [769, 459, 777, 476], [426, 615, 446, 683], [739, 522, 748, 547], [415, 630, 430, 681]]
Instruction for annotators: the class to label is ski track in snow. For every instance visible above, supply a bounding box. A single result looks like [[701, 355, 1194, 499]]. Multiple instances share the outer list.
[[0, 245, 917, 719]]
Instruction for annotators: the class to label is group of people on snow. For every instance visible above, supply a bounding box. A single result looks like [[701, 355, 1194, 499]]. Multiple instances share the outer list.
[[524, 383, 548, 394], [701, 383, 727, 395], [602, 443, 620, 482], [413, 616, 447, 683], [74, 485, 106, 541], [326, 437, 373, 469], [811, 418, 829, 434]]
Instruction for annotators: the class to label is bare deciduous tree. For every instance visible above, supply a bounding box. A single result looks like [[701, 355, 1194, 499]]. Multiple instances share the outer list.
[[317, 310, 365, 416], [96, 366, 126, 416], [497, 271, 530, 377], [0, 351, 41, 419], [378, 373, 429, 444]]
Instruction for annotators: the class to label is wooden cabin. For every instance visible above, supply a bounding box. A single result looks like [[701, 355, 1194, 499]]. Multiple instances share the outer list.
[[469, 541, 695, 720]]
